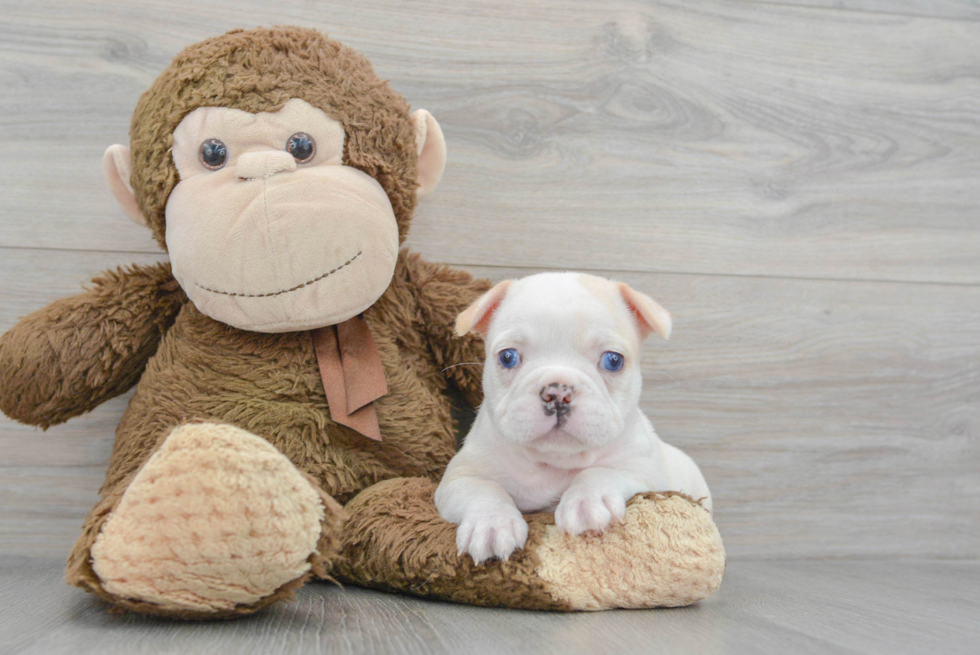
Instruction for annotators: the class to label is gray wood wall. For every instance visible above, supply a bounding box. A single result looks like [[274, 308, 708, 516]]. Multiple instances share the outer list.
[[1, 0, 977, 561]]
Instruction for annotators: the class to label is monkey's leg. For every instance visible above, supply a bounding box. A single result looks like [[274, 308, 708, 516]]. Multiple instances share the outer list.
[[331, 477, 725, 610], [66, 422, 344, 619]]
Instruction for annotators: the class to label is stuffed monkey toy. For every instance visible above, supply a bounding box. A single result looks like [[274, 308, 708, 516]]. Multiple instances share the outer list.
[[0, 27, 724, 619]]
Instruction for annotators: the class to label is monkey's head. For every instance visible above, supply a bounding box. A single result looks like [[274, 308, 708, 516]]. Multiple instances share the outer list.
[[104, 27, 447, 332]]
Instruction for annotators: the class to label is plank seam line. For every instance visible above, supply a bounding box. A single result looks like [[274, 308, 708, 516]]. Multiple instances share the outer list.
[[2, 245, 978, 290], [0, 245, 164, 257], [444, 261, 980, 290], [731, 0, 979, 24]]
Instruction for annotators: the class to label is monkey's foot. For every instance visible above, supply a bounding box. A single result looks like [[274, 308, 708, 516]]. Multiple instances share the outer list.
[[87, 423, 341, 618], [333, 478, 725, 610]]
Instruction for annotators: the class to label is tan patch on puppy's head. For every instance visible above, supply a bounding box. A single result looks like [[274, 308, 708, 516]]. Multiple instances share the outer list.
[[578, 274, 672, 344]]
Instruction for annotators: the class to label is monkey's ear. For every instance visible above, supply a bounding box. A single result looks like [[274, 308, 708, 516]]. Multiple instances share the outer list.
[[455, 280, 512, 337], [103, 145, 147, 227], [616, 282, 672, 341], [410, 109, 447, 198]]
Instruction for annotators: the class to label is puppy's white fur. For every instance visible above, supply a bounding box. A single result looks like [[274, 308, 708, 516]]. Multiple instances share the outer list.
[[435, 272, 711, 565]]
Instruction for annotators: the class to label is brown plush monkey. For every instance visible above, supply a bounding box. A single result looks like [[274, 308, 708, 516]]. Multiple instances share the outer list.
[[0, 27, 724, 619]]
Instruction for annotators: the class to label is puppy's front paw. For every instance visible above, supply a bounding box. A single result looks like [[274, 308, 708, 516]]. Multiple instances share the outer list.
[[456, 504, 529, 565], [555, 488, 627, 536]]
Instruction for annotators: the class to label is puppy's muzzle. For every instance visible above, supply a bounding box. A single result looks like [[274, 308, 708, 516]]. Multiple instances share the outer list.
[[540, 383, 574, 427]]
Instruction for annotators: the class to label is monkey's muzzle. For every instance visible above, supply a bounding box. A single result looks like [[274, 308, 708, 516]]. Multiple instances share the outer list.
[[166, 165, 400, 333]]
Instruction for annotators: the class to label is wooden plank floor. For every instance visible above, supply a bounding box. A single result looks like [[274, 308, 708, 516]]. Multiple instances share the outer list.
[[0, 0, 977, 651], [1, 557, 978, 655]]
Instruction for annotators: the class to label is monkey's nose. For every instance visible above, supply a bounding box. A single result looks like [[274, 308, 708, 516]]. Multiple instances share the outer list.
[[236, 151, 297, 180]]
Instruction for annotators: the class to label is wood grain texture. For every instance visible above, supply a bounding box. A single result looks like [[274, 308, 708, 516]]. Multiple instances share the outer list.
[[740, 0, 980, 21], [2, 250, 977, 560], [1, 557, 978, 654], [0, 0, 978, 572], [0, 0, 978, 283]]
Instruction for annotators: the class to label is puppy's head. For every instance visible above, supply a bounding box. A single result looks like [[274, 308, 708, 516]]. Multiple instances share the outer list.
[[456, 272, 670, 456]]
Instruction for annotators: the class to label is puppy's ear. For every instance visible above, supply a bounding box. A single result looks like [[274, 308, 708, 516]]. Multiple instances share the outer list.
[[616, 282, 672, 340], [455, 280, 512, 337]]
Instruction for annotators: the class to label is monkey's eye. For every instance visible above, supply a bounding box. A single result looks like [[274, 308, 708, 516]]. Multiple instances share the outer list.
[[286, 132, 316, 163], [198, 139, 228, 170]]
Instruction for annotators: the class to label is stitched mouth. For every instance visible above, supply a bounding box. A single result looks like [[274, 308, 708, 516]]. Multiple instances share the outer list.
[[194, 251, 362, 298]]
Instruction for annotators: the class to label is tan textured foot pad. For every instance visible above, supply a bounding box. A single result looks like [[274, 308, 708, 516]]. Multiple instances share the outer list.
[[534, 492, 725, 609], [90, 423, 325, 614], [334, 477, 725, 610]]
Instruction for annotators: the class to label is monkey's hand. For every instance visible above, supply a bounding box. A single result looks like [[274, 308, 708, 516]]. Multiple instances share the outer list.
[[0, 262, 184, 428], [402, 251, 491, 408]]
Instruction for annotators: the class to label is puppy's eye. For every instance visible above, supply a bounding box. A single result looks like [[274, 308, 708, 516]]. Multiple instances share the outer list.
[[286, 132, 316, 163], [600, 351, 624, 372], [498, 348, 521, 369], [199, 138, 228, 170]]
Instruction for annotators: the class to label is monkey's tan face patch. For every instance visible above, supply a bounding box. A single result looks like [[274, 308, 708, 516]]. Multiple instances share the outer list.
[[167, 99, 399, 332], [171, 99, 347, 177]]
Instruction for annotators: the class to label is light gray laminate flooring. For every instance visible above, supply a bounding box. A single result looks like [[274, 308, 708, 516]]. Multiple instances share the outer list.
[[1, 558, 978, 655]]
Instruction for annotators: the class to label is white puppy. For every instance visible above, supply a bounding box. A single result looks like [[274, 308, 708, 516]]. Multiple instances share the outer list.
[[435, 272, 711, 565]]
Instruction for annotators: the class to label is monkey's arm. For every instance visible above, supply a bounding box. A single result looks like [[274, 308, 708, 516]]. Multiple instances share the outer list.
[[0, 262, 185, 428], [402, 252, 491, 407]]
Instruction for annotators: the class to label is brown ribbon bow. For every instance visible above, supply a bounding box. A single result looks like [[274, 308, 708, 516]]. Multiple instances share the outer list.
[[310, 316, 388, 441]]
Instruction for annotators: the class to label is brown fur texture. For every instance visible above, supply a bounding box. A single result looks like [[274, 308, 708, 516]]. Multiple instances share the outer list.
[[0, 263, 184, 429], [334, 478, 725, 610], [130, 26, 421, 249], [334, 477, 571, 610], [0, 27, 724, 618], [50, 249, 490, 616]]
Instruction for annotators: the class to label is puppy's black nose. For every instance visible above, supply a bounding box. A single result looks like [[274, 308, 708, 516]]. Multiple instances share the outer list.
[[541, 384, 574, 427], [540, 383, 574, 406]]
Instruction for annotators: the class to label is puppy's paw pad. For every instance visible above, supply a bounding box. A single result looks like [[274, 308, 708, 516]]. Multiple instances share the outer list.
[[457, 507, 528, 565]]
